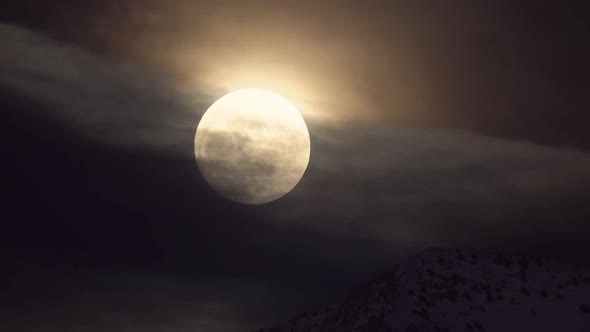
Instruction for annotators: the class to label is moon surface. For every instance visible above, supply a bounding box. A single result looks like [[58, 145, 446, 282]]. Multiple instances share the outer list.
[[194, 89, 311, 204]]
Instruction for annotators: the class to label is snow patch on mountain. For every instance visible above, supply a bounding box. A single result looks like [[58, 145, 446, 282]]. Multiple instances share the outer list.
[[254, 248, 590, 332]]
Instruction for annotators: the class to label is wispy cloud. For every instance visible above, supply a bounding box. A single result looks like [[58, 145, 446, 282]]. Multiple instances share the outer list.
[[0, 24, 207, 152], [4, 22, 590, 255], [265, 122, 590, 253]]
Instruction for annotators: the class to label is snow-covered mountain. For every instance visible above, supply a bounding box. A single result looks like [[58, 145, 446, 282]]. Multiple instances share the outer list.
[[254, 248, 590, 332]]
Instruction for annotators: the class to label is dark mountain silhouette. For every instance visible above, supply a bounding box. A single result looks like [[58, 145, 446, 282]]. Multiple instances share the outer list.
[[254, 248, 590, 332]]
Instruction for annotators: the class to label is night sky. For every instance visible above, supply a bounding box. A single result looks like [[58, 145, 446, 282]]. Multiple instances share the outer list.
[[2, 1, 590, 331]]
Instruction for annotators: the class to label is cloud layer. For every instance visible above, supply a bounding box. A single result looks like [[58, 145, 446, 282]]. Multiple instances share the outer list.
[[3, 20, 590, 270], [3, 23, 590, 331]]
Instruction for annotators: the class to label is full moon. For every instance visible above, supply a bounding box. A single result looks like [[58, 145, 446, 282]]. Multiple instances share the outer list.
[[194, 89, 311, 204]]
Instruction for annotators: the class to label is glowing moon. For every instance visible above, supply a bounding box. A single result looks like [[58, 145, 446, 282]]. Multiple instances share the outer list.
[[194, 89, 311, 204]]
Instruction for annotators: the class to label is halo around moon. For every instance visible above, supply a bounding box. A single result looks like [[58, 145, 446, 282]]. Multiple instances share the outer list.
[[194, 89, 311, 204]]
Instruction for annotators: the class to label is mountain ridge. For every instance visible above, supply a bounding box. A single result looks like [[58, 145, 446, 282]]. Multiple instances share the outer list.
[[254, 248, 590, 332]]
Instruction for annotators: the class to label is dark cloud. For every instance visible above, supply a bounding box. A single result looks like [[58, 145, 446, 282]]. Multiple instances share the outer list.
[[1, 267, 275, 332]]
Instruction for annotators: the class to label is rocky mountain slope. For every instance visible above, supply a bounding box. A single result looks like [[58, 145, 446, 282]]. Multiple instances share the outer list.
[[254, 248, 590, 332]]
